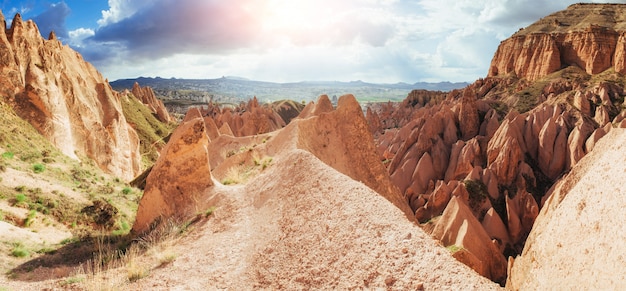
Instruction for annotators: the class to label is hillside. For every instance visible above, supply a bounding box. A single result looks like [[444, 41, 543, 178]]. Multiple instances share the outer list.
[[4, 3, 626, 290], [507, 128, 626, 289], [110, 76, 468, 107]]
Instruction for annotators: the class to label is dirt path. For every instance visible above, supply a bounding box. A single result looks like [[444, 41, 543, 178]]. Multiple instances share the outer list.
[[128, 149, 501, 290]]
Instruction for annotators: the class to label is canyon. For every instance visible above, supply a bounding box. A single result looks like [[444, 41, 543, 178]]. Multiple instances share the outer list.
[[1, 3, 626, 290]]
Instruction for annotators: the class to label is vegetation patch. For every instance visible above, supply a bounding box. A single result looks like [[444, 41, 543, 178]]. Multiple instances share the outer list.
[[121, 93, 175, 167], [32, 163, 45, 173], [446, 244, 463, 253], [122, 187, 132, 195], [10, 242, 30, 258], [463, 179, 488, 214]]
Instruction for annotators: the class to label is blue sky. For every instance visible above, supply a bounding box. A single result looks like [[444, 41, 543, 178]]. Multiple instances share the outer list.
[[2, 0, 626, 83]]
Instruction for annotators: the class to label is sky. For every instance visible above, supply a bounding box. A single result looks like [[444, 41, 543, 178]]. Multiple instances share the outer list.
[[2, 0, 626, 83]]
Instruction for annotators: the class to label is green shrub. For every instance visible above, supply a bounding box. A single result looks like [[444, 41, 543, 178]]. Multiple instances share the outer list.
[[203, 206, 216, 217], [33, 163, 45, 173], [11, 243, 30, 257], [14, 193, 27, 204], [24, 210, 36, 227], [463, 180, 488, 213], [1, 151, 14, 159], [122, 187, 132, 195], [261, 157, 273, 170]]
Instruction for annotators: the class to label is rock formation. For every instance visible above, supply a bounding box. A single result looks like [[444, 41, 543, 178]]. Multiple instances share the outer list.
[[131, 82, 172, 123], [0, 12, 141, 180], [489, 3, 626, 80], [199, 97, 288, 137], [133, 108, 213, 234], [296, 95, 414, 219], [430, 196, 507, 284], [372, 6, 626, 278], [507, 128, 626, 289]]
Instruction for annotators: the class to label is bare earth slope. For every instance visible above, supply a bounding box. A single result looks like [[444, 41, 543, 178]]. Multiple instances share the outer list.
[[507, 128, 626, 289], [129, 149, 500, 290]]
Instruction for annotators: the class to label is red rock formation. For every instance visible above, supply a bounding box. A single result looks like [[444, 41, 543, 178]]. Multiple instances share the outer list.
[[430, 196, 507, 284], [459, 88, 480, 140], [133, 108, 213, 234], [488, 34, 561, 80], [203, 116, 221, 140], [486, 116, 524, 186], [0, 12, 141, 180], [488, 4, 626, 80], [200, 97, 287, 137], [131, 82, 172, 123], [219, 122, 234, 136], [296, 94, 414, 220]]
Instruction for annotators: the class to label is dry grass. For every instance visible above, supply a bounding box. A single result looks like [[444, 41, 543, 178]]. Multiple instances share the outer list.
[[221, 153, 274, 186], [222, 166, 244, 185], [61, 220, 186, 289]]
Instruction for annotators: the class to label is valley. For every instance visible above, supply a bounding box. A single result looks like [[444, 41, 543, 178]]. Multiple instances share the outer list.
[[2, 3, 626, 290]]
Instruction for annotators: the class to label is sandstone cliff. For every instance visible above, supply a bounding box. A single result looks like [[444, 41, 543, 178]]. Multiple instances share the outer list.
[[130, 82, 172, 123], [488, 4, 626, 80], [0, 12, 141, 180]]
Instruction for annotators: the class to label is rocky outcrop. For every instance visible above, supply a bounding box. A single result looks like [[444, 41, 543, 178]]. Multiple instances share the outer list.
[[0, 12, 141, 180], [131, 82, 172, 123], [132, 108, 213, 234], [459, 89, 480, 140], [271, 99, 305, 124], [365, 90, 448, 136], [200, 97, 287, 137], [489, 4, 626, 80], [373, 58, 626, 284], [430, 196, 507, 284], [507, 129, 626, 290], [296, 94, 414, 220]]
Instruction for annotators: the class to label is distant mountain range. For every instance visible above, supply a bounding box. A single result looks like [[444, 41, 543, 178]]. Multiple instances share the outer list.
[[110, 76, 469, 103]]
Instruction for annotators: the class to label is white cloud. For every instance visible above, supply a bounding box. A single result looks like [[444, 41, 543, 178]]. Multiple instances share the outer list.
[[68, 28, 95, 47], [74, 0, 624, 83], [97, 0, 153, 27]]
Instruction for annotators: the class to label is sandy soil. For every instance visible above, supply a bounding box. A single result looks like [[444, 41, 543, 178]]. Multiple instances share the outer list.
[[123, 149, 500, 290]]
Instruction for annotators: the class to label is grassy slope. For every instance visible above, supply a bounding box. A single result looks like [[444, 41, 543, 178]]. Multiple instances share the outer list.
[[0, 94, 175, 278], [121, 93, 176, 168]]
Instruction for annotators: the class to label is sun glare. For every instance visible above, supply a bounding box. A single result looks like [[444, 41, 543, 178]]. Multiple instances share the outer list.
[[261, 0, 347, 43]]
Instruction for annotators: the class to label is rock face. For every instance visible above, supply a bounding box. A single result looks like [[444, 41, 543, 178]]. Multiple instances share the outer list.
[[488, 4, 626, 80], [374, 40, 626, 282], [507, 129, 626, 289], [0, 12, 141, 180], [132, 108, 213, 234], [131, 82, 172, 123], [296, 95, 414, 219], [430, 196, 507, 284]]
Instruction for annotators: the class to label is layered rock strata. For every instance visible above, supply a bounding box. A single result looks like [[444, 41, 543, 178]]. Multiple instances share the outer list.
[[488, 3, 626, 80]]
